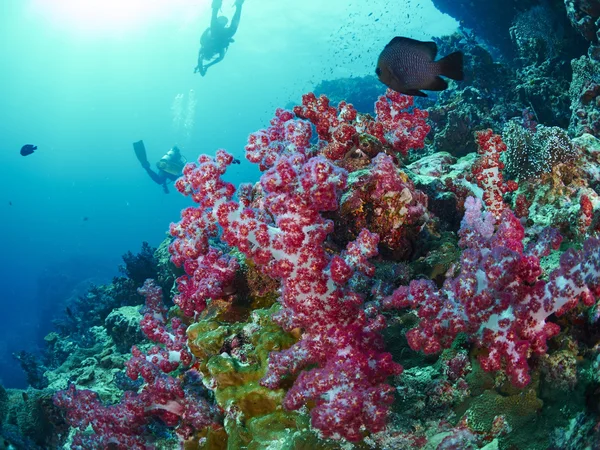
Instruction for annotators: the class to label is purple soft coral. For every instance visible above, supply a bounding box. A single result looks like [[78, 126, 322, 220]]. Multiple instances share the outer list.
[[384, 197, 600, 388]]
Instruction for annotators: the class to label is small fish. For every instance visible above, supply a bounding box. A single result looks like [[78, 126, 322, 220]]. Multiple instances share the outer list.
[[83, 217, 89, 222], [22, 392, 28, 402], [8, 201, 12, 206], [376, 36, 464, 97], [20, 144, 38, 156], [66, 307, 75, 319]]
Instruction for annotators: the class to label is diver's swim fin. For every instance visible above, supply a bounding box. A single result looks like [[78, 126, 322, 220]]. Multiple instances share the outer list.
[[133, 140, 149, 167]]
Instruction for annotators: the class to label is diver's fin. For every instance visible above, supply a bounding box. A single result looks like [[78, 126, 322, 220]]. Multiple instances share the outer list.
[[133, 140, 149, 166]]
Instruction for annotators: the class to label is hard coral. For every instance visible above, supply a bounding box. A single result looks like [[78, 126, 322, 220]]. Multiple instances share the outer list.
[[119, 242, 158, 286], [569, 56, 600, 138], [502, 121, 578, 181], [509, 133, 600, 239]]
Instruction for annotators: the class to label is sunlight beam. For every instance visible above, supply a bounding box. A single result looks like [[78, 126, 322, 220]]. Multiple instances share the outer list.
[[30, 0, 208, 35]]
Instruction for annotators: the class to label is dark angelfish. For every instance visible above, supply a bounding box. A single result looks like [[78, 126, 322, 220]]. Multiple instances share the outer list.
[[20, 144, 38, 156], [376, 36, 464, 97]]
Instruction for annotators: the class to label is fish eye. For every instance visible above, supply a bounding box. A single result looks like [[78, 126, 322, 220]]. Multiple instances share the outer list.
[[375, 67, 381, 76]]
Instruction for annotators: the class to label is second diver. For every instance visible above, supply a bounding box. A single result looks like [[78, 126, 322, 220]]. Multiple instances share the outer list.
[[194, 0, 245, 76]]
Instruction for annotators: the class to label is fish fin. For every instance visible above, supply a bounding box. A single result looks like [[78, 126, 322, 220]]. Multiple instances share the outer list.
[[403, 89, 428, 97], [424, 76, 448, 92], [386, 37, 438, 59], [438, 51, 464, 81]]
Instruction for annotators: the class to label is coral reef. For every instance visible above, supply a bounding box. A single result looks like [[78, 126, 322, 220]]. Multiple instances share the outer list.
[[569, 55, 600, 137], [9, 5, 600, 447], [431, 0, 539, 56], [14, 100, 598, 449]]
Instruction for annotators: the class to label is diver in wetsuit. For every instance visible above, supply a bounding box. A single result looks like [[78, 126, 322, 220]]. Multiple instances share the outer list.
[[194, 0, 245, 76], [133, 140, 186, 194], [133, 140, 240, 193]]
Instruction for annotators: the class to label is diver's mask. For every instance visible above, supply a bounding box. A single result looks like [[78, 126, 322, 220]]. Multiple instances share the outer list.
[[157, 146, 187, 176]]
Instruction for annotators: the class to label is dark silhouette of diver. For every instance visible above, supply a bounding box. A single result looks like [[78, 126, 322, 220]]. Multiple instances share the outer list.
[[194, 0, 245, 76], [133, 140, 186, 194]]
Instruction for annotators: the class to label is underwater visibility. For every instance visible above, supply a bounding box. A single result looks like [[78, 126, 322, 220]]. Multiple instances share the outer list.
[[4, 0, 600, 448]]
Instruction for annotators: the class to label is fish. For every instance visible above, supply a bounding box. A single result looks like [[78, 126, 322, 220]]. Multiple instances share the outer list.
[[20, 144, 38, 156], [376, 37, 464, 97]]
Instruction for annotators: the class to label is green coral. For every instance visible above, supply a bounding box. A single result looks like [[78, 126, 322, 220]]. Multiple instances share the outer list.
[[187, 304, 333, 449]]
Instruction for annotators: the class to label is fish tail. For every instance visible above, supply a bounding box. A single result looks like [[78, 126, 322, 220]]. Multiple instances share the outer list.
[[438, 51, 464, 81]]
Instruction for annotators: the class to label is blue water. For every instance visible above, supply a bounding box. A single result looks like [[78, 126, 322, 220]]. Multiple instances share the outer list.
[[0, 0, 456, 387]]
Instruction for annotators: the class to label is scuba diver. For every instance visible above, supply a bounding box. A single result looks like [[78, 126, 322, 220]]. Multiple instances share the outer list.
[[194, 0, 245, 76], [133, 140, 241, 193], [133, 140, 186, 194]]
